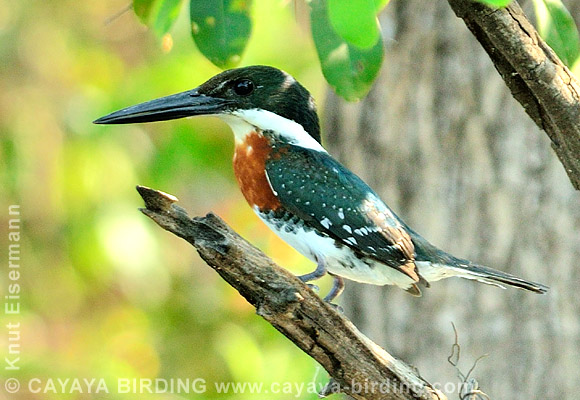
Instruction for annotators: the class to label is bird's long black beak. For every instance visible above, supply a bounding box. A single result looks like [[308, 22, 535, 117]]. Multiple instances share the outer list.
[[93, 88, 232, 125]]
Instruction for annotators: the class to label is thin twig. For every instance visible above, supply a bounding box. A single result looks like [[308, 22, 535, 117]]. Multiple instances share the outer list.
[[104, 3, 133, 26], [446, 323, 490, 400]]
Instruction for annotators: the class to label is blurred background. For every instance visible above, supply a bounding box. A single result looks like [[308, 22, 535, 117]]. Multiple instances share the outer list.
[[0, 0, 328, 399], [1, 0, 580, 399]]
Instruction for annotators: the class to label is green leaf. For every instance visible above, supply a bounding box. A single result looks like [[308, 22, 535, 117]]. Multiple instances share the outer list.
[[328, 0, 380, 49], [190, 0, 252, 69], [133, 0, 185, 36], [374, 0, 390, 13], [533, 0, 580, 67], [133, 0, 156, 24], [573, 57, 580, 77], [153, 0, 184, 35], [474, 0, 512, 7], [310, 0, 384, 101]]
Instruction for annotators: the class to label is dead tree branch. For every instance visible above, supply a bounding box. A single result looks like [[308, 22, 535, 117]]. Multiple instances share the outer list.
[[136, 185, 446, 400], [447, 0, 580, 190]]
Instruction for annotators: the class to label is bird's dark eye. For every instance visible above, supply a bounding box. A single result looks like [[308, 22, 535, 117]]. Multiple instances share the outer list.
[[233, 79, 254, 96]]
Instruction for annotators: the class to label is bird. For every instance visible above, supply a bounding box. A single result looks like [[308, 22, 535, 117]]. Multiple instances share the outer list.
[[94, 65, 548, 301]]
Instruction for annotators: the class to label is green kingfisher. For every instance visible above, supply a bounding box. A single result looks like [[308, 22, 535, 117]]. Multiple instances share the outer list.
[[94, 65, 548, 301]]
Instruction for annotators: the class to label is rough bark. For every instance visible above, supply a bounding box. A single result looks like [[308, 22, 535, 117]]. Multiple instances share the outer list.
[[447, 0, 580, 190], [136, 186, 447, 400], [324, 1, 580, 398]]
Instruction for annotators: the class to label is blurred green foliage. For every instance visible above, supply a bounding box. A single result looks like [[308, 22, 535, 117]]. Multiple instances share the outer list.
[[190, 0, 253, 69], [475, 0, 512, 7], [139, 0, 388, 100], [136, 0, 580, 102], [0, 0, 333, 399], [310, 0, 384, 101], [135, 0, 185, 36], [327, 0, 381, 49], [533, 0, 580, 68]]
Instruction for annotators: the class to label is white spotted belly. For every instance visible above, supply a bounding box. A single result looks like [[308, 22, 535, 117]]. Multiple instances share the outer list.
[[256, 209, 417, 289]]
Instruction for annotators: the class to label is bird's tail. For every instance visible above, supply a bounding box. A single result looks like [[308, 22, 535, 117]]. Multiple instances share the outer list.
[[450, 263, 548, 294]]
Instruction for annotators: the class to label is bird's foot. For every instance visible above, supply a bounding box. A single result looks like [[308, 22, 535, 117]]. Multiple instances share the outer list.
[[323, 275, 345, 301], [325, 302, 344, 313], [306, 283, 319, 292]]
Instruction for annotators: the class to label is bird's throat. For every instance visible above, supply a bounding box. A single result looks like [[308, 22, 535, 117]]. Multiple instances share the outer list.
[[220, 109, 327, 153]]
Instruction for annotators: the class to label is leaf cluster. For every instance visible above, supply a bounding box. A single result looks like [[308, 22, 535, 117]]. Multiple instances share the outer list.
[[133, 0, 580, 99]]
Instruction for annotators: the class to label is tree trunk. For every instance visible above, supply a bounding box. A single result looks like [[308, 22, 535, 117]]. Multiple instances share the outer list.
[[323, 1, 580, 398]]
